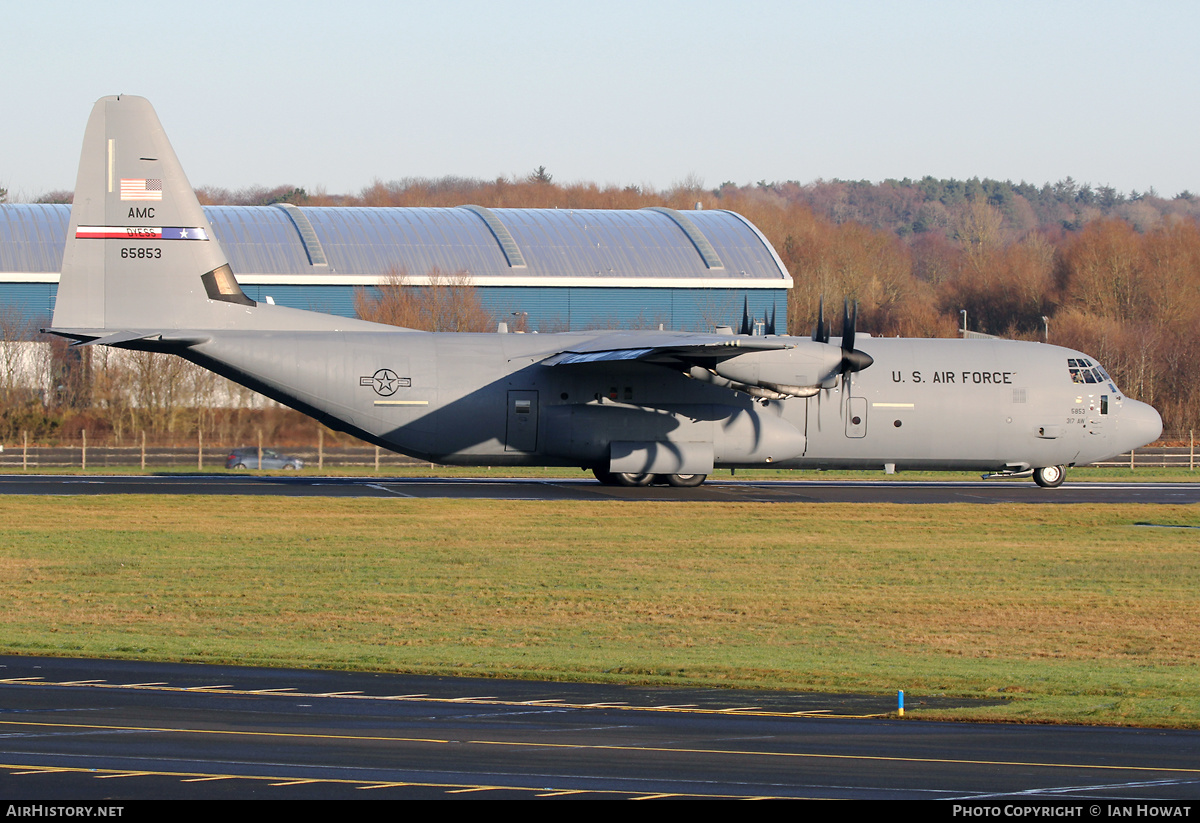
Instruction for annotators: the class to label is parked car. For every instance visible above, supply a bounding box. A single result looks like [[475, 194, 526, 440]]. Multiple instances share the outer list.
[[225, 447, 303, 470]]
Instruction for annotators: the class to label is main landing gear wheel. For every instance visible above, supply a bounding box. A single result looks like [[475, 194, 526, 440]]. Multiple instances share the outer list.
[[1033, 465, 1066, 488], [665, 473, 707, 487], [592, 468, 654, 487]]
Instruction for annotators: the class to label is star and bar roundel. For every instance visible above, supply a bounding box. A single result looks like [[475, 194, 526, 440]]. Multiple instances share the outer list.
[[360, 368, 411, 396]]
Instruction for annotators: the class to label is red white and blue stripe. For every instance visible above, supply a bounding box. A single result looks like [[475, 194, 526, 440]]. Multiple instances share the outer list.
[[75, 226, 209, 240]]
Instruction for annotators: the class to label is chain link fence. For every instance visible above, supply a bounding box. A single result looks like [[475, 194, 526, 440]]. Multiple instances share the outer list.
[[0, 439, 426, 471]]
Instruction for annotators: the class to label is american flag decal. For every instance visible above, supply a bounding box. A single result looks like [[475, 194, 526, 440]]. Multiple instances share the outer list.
[[120, 178, 163, 201]]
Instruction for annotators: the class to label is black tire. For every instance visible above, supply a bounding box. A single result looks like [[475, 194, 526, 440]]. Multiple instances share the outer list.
[[233, 463, 247, 470], [283, 463, 298, 470], [1033, 465, 1066, 488], [593, 469, 655, 487], [666, 474, 707, 487]]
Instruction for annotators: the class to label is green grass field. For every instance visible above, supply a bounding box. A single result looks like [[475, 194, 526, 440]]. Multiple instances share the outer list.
[[1, 496, 1197, 727]]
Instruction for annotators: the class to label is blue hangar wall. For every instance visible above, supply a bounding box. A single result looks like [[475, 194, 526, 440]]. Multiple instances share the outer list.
[[0, 204, 792, 333]]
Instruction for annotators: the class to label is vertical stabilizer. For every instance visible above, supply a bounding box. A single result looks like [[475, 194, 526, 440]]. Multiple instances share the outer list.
[[53, 95, 254, 335]]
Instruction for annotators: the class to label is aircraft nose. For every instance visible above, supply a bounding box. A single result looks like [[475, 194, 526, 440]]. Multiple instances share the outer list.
[[1120, 399, 1163, 451]]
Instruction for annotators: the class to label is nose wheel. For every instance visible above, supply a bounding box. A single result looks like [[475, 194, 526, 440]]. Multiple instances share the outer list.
[[1033, 465, 1066, 488]]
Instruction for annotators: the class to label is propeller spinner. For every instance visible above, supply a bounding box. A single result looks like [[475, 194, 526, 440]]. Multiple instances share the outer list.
[[839, 300, 873, 374]]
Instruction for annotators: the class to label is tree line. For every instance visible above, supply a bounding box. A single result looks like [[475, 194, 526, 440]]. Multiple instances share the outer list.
[[323, 172, 1199, 433]]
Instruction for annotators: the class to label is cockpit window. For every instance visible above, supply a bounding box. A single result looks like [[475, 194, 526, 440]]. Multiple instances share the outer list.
[[1069, 357, 1097, 383], [1067, 358, 1119, 394]]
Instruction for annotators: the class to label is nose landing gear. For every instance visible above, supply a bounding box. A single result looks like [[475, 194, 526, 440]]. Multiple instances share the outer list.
[[1032, 465, 1066, 488]]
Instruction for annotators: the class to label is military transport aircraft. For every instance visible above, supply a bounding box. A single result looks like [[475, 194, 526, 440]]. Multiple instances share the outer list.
[[47, 96, 1162, 488]]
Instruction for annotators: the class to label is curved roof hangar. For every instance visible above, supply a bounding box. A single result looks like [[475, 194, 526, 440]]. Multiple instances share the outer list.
[[1, 204, 792, 289]]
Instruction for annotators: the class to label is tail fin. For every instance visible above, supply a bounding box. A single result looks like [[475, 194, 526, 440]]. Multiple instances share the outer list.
[[50, 95, 371, 340], [51, 95, 256, 337]]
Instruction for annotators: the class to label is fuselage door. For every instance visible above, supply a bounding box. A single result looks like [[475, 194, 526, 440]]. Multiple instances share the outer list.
[[506, 390, 539, 452], [846, 397, 867, 438]]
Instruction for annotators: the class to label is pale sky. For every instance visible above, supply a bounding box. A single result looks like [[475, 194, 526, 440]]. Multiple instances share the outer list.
[[4, 0, 1197, 201]]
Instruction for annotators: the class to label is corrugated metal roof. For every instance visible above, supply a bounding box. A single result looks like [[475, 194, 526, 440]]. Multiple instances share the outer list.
[[0, 204, 792, 287], [273, 203, 328, 267], [0, 204, 71, 275], [642, 207, 724, 269], [202, 205, 313, 274], [459, 205, 527, 268]]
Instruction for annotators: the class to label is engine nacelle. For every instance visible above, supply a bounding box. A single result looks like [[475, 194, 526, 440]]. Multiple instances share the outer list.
[[712, 344, 844, 394]]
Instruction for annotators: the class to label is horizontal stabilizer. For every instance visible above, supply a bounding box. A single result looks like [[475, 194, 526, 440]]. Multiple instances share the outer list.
[[44, 327, 214, 349], [71, 330, 161, 347]]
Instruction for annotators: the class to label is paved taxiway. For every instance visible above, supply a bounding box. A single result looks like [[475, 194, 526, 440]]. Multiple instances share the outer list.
[[1, 474, 1197, 503], [2, 656, 1198, 801]]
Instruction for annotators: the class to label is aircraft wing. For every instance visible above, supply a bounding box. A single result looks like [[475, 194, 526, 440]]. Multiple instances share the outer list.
[[537, 331, 868, 399], [538, 333, 794, 367]]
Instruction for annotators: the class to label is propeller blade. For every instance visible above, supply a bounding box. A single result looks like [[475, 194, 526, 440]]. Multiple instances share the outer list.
[[812, 297, 828, 344], [842, 300, 856, 354], [842, 303, 858, 415]]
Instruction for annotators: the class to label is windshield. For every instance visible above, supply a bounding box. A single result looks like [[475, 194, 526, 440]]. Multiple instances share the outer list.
[[1067, 357, 1113, 387]]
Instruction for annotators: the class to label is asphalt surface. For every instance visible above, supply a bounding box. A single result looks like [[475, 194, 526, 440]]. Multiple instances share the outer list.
[[0, 474, 1198, 503], [1, 656, 1198, 801]]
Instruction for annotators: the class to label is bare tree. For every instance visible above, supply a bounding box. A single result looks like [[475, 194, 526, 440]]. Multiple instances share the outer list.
[[355, 269, 494, 332]]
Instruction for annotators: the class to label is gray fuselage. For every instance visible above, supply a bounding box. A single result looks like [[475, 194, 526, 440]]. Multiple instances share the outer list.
[[185, 329, 1160, 474]]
